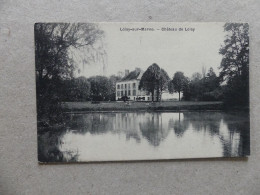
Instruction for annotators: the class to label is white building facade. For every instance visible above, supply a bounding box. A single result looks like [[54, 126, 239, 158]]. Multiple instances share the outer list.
[[116, 69, 152, 101]]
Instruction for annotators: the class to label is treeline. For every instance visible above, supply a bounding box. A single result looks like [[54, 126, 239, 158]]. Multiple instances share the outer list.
[[142, 23, 249, 108], [138, 64, 222, 102], [169, 67, 222, 101], [59, 75, 121, 102], [35, 23, 249, 123], [35, 23, 104, 120]]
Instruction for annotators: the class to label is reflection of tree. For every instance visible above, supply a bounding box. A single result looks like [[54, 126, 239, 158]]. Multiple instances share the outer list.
[[38, 113, 116, 162], [183, 112, 222, 136], [115, 113, 141, 143], [67, 113, 115, 134], [222, 112, 250, 157], [38, 127, 79, 162], [168, 112, 189, 137], [139, 113, 170, 146], [126, 133, 141, 143], [181, 111, 249, 157]]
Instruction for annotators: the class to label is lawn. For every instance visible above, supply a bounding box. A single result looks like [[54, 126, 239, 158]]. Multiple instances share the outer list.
[[62, 101, 223, 112]]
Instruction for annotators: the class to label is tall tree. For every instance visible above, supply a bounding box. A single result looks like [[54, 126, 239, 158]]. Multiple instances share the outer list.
[[35, 23, 104, 118], [72, 77, 91, 101], [139, 63, 169, 101], [108, 75, 122, 101], [169, 72, 188, 101], [35, 23, 103, 82], [158, 69, 170, 101], [189, 72, 203, 101], [219, 23, 249, 106], [139, 63, 160, 101], [88, 76, 110, 101], [205, 67, 219, 92]]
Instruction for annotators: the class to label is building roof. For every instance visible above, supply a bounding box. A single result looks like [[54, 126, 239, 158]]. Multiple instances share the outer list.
[[120, 69, 143, 81]]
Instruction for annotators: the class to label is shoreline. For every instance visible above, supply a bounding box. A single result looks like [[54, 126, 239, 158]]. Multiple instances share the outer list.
[[61, 101, 224, 112]]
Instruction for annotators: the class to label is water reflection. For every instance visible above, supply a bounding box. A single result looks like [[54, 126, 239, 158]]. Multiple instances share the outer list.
[[38, 111, 250, 162], [168, 113, 189, 137], [139, 113, 169, 146]]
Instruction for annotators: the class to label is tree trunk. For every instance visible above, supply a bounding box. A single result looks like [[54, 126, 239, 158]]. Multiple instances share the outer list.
[[179, 91, 181, 101], [152, 90, 154, 102]]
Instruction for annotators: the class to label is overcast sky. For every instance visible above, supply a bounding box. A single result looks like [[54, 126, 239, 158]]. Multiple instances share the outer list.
[[77, 22, 226, 78]]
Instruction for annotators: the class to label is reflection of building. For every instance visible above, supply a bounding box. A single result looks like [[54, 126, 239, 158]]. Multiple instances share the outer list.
[[116, 68, 152, 101]]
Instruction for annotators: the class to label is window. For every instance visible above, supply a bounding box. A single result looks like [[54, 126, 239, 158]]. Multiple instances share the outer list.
[[147, 97, 150, 101], [125, 91, 127, 96], [133, 90, 136, 96], [121, 91, 123, 96], [128, 84, 130, 89], [121, 84, 123, 89], [117, 91, 120, 96], [125, 84, 127, 89], [128, 90, 131, 96], [133, 83, 136, 88]]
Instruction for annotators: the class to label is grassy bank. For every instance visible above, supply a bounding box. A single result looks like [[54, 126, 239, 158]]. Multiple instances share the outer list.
[[61, 101, 224, 112]]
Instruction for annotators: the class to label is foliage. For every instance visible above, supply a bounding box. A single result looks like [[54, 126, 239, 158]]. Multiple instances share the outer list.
[[35, 23, 103, 120], [61, 77, 91, 101], [169, 72, 188, 101], [87, 76, 109, 101], [87, 75, 121, 101], [35, 23, 103, 81], [158, 69, 171, 101], [139, 63, 170, 101], [107, 75, 122, 101], [219, 23, 249, 107], [204, 67, 219, 92], [181, 68, 221, 101]]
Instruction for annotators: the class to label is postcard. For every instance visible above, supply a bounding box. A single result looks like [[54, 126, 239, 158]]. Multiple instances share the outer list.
[[35, 22, 250, 162]]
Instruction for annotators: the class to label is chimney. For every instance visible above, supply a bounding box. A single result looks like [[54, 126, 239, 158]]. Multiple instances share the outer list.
[[135, 67, 141, 72], [125, 69, 129, 76]]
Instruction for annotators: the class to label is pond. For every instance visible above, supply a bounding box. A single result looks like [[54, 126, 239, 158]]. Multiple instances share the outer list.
[[38, 111, 250, 162]]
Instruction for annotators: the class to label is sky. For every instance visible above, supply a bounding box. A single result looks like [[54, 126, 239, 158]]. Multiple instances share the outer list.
[[77, 22, 226, 79]]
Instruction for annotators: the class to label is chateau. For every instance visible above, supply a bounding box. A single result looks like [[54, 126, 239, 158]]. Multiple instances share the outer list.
[[116, 68, 152, 101]]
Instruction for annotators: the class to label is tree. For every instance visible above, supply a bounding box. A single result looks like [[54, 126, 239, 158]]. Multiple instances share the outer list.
[[182, 68, 221, 101], [158, 69, 170, 101], [108, 75, 122, 101], [204, 67, 219, 92], [139, 63, 169, 101], [189, 72, 203, 101], [88, 76, 110, 101], [202, 68, 221, 101], [70, 77, 91, 101], [35, 23, 103, 82], [182, 79, 191, 101], [169, 72, 188, 101], [219, 23, 249, 107], [35, 23, 103, 118]]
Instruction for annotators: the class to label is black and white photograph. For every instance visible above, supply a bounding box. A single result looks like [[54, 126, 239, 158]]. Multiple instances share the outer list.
[[35, 22, 250, 162]]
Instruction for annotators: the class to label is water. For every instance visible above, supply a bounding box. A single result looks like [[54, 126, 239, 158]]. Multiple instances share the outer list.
[[38, 111, 250, 162]]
